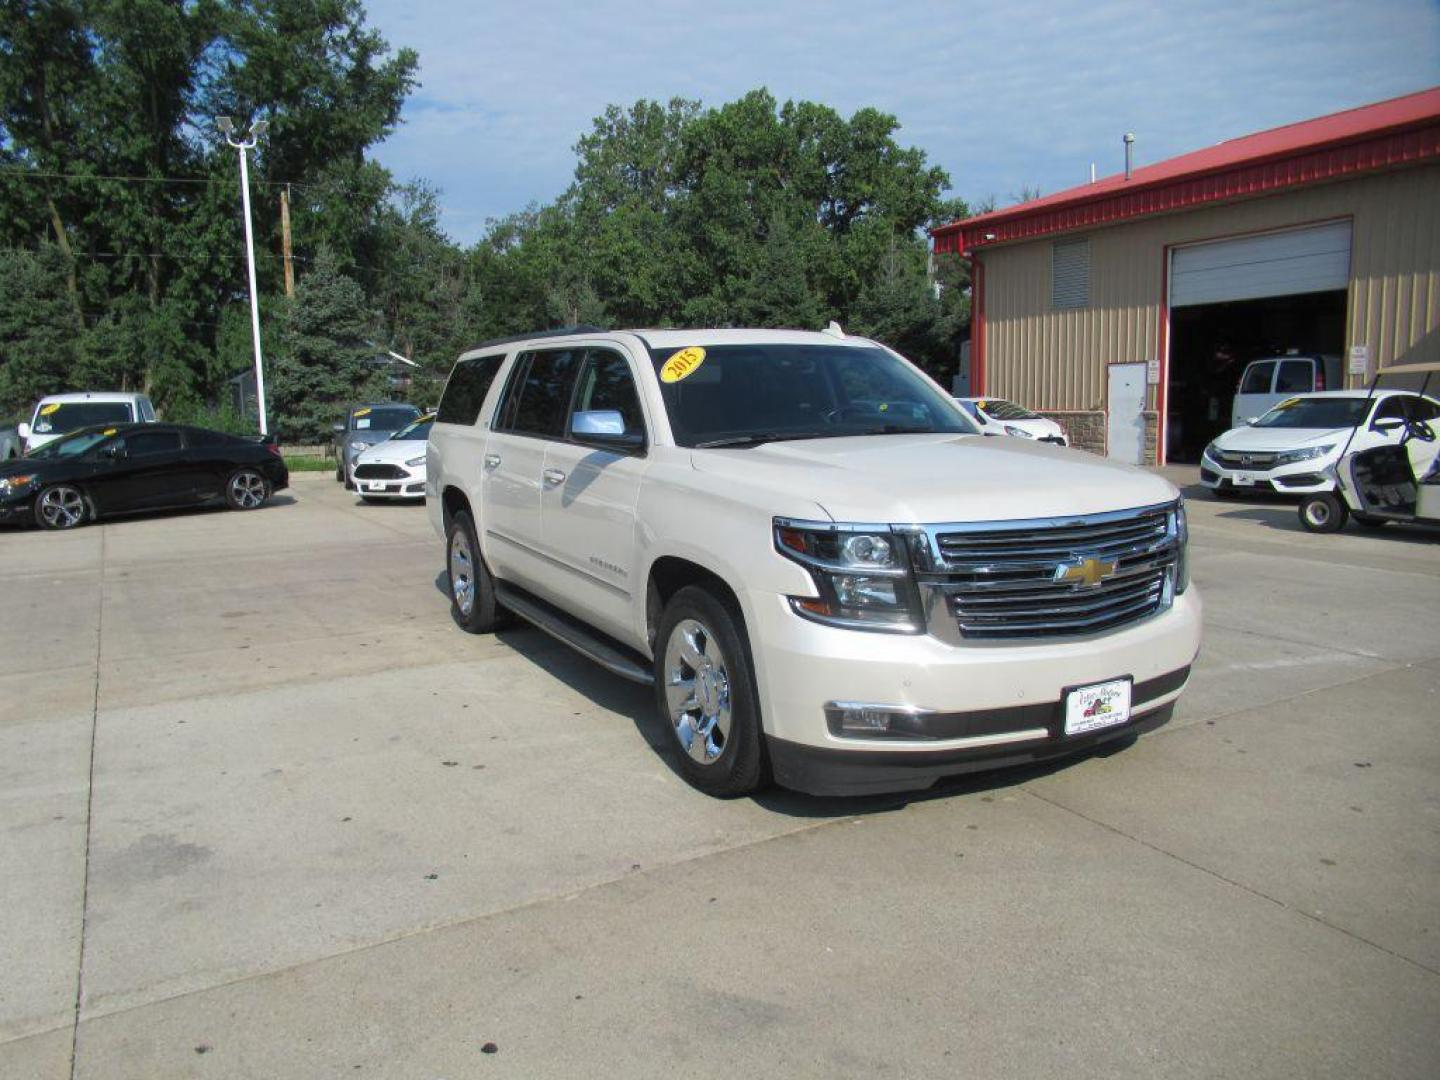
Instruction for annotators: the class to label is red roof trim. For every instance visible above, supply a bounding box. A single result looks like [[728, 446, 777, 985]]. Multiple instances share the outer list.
[[933, 88, 1440, 253]]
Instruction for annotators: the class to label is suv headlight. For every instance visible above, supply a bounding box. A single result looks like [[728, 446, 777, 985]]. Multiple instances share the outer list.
[[1202, 441, 1220, 462], [1003, 425, 1034, 439], [774, 519, 923, 633], [349, 440, 368, 452], [405, 455, 426, 467], [1273, 443, 1334, 466]]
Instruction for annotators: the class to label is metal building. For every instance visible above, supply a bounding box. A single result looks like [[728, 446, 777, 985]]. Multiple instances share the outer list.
[[931, 88, 1440, 465]]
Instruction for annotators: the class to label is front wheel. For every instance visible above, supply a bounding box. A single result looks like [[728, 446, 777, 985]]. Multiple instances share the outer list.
[[446, 510, 508, 633], [226, 469, 270, 511], [1299, 492, 1347, 533], [653, 585, 766, 797], [35, 484, 88, 530]]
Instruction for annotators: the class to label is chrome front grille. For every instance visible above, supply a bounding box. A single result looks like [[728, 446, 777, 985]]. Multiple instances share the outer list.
[[906, 503, 1181, 640], [1213, 449, 1276, 468]]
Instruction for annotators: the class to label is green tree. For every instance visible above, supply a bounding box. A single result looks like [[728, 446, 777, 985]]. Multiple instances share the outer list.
[[0, 244, 78, 414], [271, 246, 380, 442]]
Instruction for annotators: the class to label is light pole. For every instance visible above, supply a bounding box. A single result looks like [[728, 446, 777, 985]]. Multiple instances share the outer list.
[[218, 116, 270, 435]]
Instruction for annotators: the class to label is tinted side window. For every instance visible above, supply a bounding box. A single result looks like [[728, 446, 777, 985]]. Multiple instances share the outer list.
[[186, 429, 230, 448], [127, 430, 182, 455], [1403, 396, 1440, 422], [1240, 362, 1275, 395], [503, 350, 583, 438], [570, 350, 644, 435], [436, 355, 505, 425], [1275, 360, 1313, 393], [1373, 397, 1407, 422]]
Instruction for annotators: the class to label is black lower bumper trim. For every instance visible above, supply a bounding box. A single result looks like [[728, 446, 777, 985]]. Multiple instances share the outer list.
[[768, 666, 1190, 796]]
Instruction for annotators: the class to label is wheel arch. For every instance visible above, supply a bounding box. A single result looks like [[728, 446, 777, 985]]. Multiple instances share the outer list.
[[645, 555, 747, 654], [441, 484, 472, 532]]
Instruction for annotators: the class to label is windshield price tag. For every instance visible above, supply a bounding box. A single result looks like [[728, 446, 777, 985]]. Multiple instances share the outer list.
[[661, 347, 706, 384]]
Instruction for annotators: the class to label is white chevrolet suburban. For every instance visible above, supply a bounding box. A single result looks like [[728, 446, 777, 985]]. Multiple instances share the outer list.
[[427, 327, 1201, 797]]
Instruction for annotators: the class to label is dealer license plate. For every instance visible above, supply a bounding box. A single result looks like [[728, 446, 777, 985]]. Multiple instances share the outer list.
[[366, 481, 388, 491], [1232, 472, 1259, 486], [1064, 678, 1132, 736]]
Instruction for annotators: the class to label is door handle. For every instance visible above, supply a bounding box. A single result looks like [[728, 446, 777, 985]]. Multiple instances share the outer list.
[[542, 468, 567, 487], [484, 453, 501, 469]]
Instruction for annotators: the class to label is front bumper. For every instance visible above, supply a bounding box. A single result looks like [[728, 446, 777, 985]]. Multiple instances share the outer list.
[[746, 586, 1202, 795], [0, 496, 34, 525], [353, 464, 426, 499], [1200, 450, 1333, 495]]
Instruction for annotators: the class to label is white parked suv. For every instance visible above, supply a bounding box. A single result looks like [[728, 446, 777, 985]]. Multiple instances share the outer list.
[[19, 392, 157, 453], [427, 327, 1201, 797], [1201, 390, 1440, 498]]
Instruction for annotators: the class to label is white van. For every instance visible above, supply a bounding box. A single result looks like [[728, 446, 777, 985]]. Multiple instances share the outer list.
[[18, 392, 157, 453], [1231, 353, 1341, 428]]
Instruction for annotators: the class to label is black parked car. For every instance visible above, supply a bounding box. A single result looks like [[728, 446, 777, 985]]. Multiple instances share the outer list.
[[0, 423, 289, 530]]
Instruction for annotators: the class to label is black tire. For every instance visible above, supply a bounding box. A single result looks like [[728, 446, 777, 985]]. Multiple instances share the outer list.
[[1299, 492, 1347, 533], [335, 458, 344, 482], [652, 585, 767, 797], [1352, 512, 1388, 529], [446, 509, 509, 633], [34, 484, 89, 530], [225, 469, 270, 511]]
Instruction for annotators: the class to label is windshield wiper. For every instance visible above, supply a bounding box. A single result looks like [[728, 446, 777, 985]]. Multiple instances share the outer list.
[[693, 431, 834, 449], [853, 424, 936, 436]]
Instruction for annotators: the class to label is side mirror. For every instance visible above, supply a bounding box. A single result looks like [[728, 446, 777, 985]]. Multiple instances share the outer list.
[[17, 422, 30, 440], [1243, 417, 1258, 426], [331, 422, 346, 434], [1372, 418, 1404, 435], [571, 410, 644, 450], [104, 444, 127, 460]]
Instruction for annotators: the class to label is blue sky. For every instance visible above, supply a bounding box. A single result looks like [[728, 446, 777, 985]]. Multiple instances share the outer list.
[[363, 0, 1440, 245]]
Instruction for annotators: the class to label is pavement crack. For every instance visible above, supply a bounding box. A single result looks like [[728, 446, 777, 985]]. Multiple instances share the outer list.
[[68, 525, 106, 1079], [1020, 786, 1440, 980]]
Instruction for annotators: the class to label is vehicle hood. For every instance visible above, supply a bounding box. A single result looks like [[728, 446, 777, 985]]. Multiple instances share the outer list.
[[356, 439, 426, 466], [688, 434, 1177, 523], [345, 429, 401, 450], [1212, 425, 1348, 452], [997, 416, 1065, 439], [0, 453, 75, 486]]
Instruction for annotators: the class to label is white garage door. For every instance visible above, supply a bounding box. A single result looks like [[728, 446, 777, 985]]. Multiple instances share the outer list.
[[1170, 220, 1351, 307]]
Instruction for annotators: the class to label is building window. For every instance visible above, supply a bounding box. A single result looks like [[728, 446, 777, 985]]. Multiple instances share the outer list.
[[1051, 238, 1090, 309]]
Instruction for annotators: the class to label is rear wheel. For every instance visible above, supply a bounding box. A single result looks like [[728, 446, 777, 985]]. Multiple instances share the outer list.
[[35, 484, 88, 530], [446, 510, 508, 633], [226, 469, 270, 511], [334, 458, 343, 482], [1299, 492, 1347, 533], [654, 585, 766, 797]]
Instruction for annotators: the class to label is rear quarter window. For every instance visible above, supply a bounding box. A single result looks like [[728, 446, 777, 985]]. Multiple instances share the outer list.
[[1240, 362, 1275, 395], [436, 354, 507, 426]]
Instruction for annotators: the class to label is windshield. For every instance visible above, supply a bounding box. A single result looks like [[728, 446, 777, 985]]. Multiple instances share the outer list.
[[1252, 398, 1370, 429], [977, 399, 1039, 421], [31, 401, 132, 435], [351, 406, 418, 431], [390, 416, 434, 441], [28, 428, 116, 458], [649, 343, 975, 447]]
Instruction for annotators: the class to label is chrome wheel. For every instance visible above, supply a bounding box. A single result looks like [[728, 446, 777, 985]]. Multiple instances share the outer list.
[[1305, 499, 1332, 528], [37, 485, 85, 529], [449, 528, 475, 616], [229, 471, 267, 509], [663, 618, 732, 764]]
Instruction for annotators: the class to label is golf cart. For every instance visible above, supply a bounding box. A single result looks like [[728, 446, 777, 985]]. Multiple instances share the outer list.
[[1297, 360, 1440, 534]]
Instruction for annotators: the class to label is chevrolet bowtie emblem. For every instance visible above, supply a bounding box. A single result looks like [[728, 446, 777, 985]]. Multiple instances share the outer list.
[[1055, 556, 1118, 588]]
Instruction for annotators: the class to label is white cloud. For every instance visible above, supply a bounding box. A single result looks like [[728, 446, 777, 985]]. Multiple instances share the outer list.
[[364, 0, 1440, 243]]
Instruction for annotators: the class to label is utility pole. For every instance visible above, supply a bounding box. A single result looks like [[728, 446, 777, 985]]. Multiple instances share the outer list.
[[280, 184, 295, 298]]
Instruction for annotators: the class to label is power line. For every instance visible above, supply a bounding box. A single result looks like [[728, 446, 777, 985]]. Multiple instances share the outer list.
[[0, 165, 358, 194]]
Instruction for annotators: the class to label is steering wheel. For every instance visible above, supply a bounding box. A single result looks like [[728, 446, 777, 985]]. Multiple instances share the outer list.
[[1405, 419, 1436, 443]]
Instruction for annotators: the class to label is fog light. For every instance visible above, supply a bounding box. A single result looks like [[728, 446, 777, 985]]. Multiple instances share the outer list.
[[824, 702, 934, 739], [836, 706, 893, 733]]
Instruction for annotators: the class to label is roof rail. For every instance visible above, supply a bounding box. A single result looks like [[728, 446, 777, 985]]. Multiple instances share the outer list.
[[460, 325, 607, 355]]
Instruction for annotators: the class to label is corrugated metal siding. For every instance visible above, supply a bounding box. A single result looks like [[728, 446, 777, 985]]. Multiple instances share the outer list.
[[982, 163, 1440, 411]]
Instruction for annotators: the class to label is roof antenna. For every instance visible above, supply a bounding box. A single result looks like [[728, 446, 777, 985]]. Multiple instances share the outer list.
[[1123, 133, 1136, 181]]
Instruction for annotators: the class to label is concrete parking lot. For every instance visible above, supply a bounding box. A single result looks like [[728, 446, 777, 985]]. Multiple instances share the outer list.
[[2, 470, 1438, 1079]]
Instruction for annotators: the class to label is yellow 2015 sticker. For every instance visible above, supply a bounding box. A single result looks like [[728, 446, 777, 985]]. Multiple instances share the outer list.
[[660, 347, 706, 384], [354, 407, 372, 417], [1275, 397, 1299, 410], [40, 403, 61, 415], [103, 428, 117, 436]]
